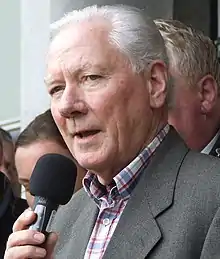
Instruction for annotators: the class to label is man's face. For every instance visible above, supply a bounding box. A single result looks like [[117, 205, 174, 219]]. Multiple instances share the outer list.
[[46, 20, 167, 183]]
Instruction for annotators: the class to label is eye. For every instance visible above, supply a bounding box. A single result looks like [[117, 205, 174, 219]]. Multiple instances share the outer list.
[[49, 85, 65, 96], [84, 75, 102, 81]]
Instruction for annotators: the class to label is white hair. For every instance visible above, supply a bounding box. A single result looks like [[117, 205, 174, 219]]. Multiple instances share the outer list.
[[50, 5, 169, 74], [155, 19, 220, 92]]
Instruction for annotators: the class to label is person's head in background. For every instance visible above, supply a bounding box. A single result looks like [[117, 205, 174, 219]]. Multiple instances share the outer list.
[[0, 138, 9, 197], [155, 19, 220, 151], [0, 128, 16, 184], [0, 130, 21, 200], [15, 109, 86, 207]]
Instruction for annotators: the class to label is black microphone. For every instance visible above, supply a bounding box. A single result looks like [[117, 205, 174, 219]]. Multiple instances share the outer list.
[[29, 153, 77, 233]]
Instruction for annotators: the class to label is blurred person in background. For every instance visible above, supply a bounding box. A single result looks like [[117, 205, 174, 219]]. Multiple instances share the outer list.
[[0, 128, 20, 195], [0, 135, 27, 258], [15, 109, 86, 207], [155, 19, 220, 157]]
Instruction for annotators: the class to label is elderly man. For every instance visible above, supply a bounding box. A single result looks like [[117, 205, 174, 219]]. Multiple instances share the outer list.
[[155, 19, 220, 156], [4, 5, 220, 259]]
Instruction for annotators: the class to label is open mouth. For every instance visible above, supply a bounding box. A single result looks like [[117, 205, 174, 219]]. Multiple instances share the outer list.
[[75, 130, 100, 138]]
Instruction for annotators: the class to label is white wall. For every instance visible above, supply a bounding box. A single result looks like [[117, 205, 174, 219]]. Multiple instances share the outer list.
[[0, 1, 20, 125]]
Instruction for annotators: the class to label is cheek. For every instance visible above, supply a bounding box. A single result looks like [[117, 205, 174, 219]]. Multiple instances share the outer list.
[[168, 102, 196, 132], [177, 100, 199, 118], [99, 80, 146, 140], [96, 82, 131, 129]]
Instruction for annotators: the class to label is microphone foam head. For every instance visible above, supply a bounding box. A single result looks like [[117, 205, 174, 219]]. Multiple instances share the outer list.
[[30, 153, 77, 205]]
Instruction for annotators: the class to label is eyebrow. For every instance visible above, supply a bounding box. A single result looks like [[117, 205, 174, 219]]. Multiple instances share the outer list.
[[44, 63, 109, 87], [44, 78, 64, 87], [79, 63, 107, 72]]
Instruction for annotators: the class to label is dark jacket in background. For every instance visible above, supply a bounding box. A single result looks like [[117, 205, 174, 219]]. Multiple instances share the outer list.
[[0, 173, 28, 258]]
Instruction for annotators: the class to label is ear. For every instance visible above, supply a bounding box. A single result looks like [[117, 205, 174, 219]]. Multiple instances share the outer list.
[[197, 75, 218, 114], [146, 60, 168, 109]]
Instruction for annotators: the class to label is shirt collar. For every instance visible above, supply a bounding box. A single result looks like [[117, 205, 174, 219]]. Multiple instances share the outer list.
[[201, 130, 220, 154], [83, 124, 170, 205]]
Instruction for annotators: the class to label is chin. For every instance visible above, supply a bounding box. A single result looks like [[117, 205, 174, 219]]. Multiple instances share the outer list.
[[76, 152, 109, 173]]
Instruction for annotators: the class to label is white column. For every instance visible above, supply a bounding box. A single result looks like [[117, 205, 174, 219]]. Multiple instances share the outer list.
[[20, 0, 51, 130]]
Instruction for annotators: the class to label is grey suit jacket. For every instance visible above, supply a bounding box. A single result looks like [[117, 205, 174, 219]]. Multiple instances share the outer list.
[[52, 129, 220, 259]]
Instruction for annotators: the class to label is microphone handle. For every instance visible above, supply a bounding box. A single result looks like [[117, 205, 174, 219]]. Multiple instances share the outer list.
[[29, 197, 58, 234]]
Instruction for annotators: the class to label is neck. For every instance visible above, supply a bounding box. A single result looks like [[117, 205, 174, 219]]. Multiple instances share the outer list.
[[185, 121, 220, 151], [142, 107, 168, 146]]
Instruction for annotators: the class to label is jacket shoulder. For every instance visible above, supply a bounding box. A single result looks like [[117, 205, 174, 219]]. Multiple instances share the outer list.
[[177, 151, 220, 204], [182, 150, 220, 177], [51, 188, 89, 231]]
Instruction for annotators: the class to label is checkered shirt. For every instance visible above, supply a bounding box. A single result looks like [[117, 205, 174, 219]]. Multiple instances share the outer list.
[[83, 124, 169, 258]]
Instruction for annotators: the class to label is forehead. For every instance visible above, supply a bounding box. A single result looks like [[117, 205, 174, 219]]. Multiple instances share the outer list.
[[49, 19, 111, 53], [46, 20, 126, 79]]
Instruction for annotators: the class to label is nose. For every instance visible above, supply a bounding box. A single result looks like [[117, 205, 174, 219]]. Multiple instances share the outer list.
[[58, 84, 88, 119]]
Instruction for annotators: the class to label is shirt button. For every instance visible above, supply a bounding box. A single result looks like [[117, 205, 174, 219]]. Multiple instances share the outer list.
[[109, 199, 114, 205], [103, 218, 110, 226]]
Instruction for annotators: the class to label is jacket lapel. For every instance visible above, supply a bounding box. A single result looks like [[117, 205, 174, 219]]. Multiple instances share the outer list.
[[103, 129, 189, 259]]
